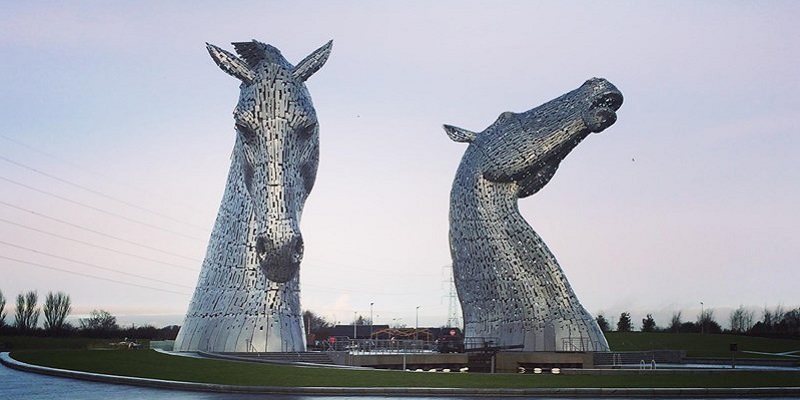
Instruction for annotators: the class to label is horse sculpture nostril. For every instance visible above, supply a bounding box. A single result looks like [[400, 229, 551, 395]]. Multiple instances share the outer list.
[[255, 235, 267, 256]]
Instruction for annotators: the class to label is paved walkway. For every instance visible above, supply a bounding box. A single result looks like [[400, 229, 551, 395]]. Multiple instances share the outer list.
[[2, 352, 799, 398]]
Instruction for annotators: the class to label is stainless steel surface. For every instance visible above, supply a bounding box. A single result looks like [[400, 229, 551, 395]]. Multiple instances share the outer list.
[[446, 78, 623, 352], [175, 40, 332, 352]]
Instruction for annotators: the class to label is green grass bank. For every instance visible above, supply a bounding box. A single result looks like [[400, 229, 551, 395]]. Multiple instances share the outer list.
[[605, 332, 800, 358], [4, 333, 799, 389], [7, 350, 800, 389]]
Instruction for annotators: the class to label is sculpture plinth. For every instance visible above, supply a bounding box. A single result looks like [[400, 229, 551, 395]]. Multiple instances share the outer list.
[[445, 78, 622, 352], [174, 40, 331, 352]]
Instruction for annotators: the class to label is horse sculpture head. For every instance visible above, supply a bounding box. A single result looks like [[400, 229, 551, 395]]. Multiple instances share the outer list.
[[444, 78, 622, 197], [206, 40, 332, 283]]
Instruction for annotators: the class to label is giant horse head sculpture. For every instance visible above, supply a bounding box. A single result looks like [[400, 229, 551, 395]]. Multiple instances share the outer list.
[[206, 40, 332, 283], [445, 78, 622, 352]]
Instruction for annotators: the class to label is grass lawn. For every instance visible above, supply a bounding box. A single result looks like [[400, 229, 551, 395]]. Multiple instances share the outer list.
[[605, 332, 800, 358], [9, 349, 800, 388]]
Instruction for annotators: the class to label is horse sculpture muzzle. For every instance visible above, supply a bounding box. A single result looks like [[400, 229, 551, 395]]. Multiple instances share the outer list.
[[255, 224, 303, 283], [582, 87, 623, 133]]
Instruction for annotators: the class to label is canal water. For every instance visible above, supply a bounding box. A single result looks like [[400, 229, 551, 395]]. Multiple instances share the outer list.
[[1, 363, 796, 400]]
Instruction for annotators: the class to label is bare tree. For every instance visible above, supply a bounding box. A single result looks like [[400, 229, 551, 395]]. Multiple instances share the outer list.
[[782, 308, 800, 336], [765, 305, 786, 330], [302, 310, 332, 333], [697, 308, 721, 334], [43, 291, 72, 332], [80, 309, 118, 333], [354, 314, 372, 326], [729, 305, 754, 333], [14, 291, 40, 331], [669, 311, 682, 332], [0, 289, 7, 328]]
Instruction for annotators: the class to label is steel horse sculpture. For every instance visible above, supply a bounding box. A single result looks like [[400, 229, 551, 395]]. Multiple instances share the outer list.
[[445, 78, 622, 352], [175, 39, 332, 352]]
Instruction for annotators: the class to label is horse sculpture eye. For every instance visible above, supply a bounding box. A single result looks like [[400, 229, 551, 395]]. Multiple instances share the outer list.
[[236, 123, 258, 145], [298, 123, 316, 139]]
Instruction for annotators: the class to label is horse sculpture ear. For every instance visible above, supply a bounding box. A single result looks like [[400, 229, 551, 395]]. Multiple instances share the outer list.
[[206, 43, 255, 85], [292, 40, 333, 82], [443, 124, 477, 143]]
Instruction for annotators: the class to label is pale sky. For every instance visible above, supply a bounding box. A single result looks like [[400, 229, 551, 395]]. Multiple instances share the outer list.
[[1, 1, 798, 330]]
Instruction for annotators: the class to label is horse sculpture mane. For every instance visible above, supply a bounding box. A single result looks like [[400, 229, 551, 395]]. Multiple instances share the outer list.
[[174, 39, 331, 352], [446, 78, 622, 352]]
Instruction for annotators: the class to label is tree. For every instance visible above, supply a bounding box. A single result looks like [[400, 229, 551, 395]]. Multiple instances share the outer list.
[[761, 305, 786, 334], [697, 308, 721, 334], [751, 305, 798, 337], [302, 310, 333, 334], [80, 309, 118, 334], [729, 305, 755, 333], [617, 312, 633, 332], [778, 308, 800, 337], [0, 289, 7, 329], [680, 321, 698, 333], [595, 314, 610, 332], [43, 291, 72, 332], [14, 291, 40, 331], [354, 314, 371, 326], [668, 311, 682, 333], [641, 314, 657, 332]]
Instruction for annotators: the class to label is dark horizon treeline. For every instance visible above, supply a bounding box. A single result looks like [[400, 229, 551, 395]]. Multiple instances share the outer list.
[[596, 305, 800, 339], [2, 288, 798, 341], [0, 289, 179, 341]]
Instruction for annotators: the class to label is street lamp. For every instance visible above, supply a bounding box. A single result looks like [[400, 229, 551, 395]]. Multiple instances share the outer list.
[[353, 311, 357, 339], [700, 302, 704, 334], [415, 306, 420, 340], [370, 302, 374, 339]]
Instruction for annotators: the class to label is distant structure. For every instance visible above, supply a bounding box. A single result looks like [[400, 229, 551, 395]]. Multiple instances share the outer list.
[[445, 78, 623, 352], [445, 265, 462, 328], [174, 39, 332, 352]]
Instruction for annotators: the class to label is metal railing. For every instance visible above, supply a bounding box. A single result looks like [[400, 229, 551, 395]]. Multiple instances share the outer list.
[[325, 338, 434, 354]]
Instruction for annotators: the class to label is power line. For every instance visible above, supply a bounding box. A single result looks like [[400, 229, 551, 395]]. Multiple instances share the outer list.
[[0, 133, 208, 216], [0, 199, 201, 262], [0, 175, 204, 241], [0, 217, 198, 272], [0, 255, 191, 296], [300, 282, 434, 296], [0, 153, 210, 232], [0, 239, 193, 289], [302, 259, 443, 277]]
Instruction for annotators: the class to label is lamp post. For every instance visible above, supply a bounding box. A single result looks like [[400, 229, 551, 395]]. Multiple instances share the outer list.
[[370, 302, 374, 338], [700, 302, 704, 334], [415, 306, 420, 340], [353, 311, 357, 339]]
